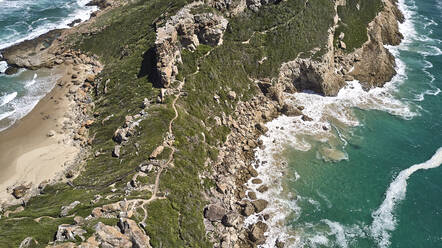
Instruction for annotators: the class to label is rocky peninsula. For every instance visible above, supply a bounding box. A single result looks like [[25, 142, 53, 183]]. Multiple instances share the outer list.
[[0, 0, 404, 247]]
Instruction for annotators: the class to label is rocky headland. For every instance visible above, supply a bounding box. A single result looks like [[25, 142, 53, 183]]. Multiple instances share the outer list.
[[0, 0, 405, 247]]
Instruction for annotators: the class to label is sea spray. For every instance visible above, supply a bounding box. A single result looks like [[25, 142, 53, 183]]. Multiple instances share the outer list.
[[244, 0, 428, 246], [370, 147, 442, 248]]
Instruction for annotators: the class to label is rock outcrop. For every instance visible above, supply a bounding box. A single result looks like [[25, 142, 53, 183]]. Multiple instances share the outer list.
[[154, 2, 228, 87]]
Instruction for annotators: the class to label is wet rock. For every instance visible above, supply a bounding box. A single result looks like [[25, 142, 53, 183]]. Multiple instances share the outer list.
[[276, 239, 285, 248], [222, 212, 241, 227], [5, 66, 19, 75], [257, 185, 268, 193], [60, 201, 80, 217], [301, 115, 313, 122], [204, 204, 226, 221], [255, 123, 268, 133], [67, 19, 82, 27], [281, 103, 302, 116], [241, 201, 255, 217], [247, 191, 257, 200], [248, 221, 268, 244], [252, 199, 268, 213], [251, 178, 262, 184]]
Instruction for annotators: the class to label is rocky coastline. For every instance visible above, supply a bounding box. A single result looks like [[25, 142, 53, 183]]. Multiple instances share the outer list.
[[203, 0, 406, 247], [0, 0, 406, 246]]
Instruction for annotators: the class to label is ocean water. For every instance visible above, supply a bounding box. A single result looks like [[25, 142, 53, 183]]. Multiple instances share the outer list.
[[246, 0, 442, 247], [0, 0, 96, 131]]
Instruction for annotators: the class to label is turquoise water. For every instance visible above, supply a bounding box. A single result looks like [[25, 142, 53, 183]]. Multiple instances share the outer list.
[[246, 0, 442, 247], [0, 0, 95, 131]]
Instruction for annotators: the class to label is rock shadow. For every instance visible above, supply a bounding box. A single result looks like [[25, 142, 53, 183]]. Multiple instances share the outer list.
[[138, 47, 162, 88]]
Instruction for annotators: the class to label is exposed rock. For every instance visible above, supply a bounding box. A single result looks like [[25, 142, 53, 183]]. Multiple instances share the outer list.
[[241, 201, 255, 217], [154, 2, 228, 87], [301, 114, 313, 122], [56, 224, 87, 242], [247, 191, 257, 200], [112, 145, 121, 158], [85, 74, 95, 82], [204, 204, 226, 221], [12, 185, 30, 199], [257, 185, 268, 193], [60, 201, 80, 217], [118, 218, 152, 248], [227, 90, 237, 100], [251, 178, 262, 184], [255, 123, 268, 133], [248, 221, 268, 244], [113, 128, 128, 143], [339, 40, 347, 49], [252, 199, 268, 213], [281, 103, 302, 116], [94, 222, 132, 248], [149, 145, 164, 159], [19, 237, 38, 248], [47, 130, 56, 137], [5, 66, 19, 75], [222, 212, 241, 227]]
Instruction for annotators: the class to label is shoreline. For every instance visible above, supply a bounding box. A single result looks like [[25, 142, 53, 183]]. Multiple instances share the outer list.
[[0, 65, 78, 204], [204, 0, 407, 247], [0, 0, 119, 206]]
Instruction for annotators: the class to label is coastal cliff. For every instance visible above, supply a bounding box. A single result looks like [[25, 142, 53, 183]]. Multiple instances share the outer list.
[[0, 0, 404, 247]]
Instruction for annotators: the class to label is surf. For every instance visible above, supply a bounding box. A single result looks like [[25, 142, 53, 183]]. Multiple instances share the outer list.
[[370, 148, 442, 248]]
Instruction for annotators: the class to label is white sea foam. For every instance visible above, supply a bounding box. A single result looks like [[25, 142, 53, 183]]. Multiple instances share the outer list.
[[0, 91, 17, 107], [0, 61, 7, 73], [244, 0, 430, 246], [0, 2, 97, 50], [0, 109, 15, 121], [0, 70, 59, 132], [370, 148, 442, 248]]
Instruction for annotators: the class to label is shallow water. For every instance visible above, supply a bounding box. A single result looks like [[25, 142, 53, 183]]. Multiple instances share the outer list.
[[246, 0, 442, 247], [0, 0, 96, 131]]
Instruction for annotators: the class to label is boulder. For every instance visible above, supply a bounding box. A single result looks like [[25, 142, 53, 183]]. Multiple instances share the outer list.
[[241, 201, 255, 217], [248, 221, 268, 244], [56, 224, 87, 242], [222, 212, 241, 227], [19, 237, 38, 248], [113, 128, 127, 143], [149, 145, 164, 159], [60, 201, 80, 217], [4, 66, 18, 75], [204, 204, 226, 221], [94, 222, 132, 248], [257, 185, 268, 193], [227, 91, 237, 100], [301, 115, 313, 122], [118, 218, 152, 248], [12, 185, 29, 199], [255, 123, 268, 133], [113, 145, 121, 158], [85, 74, 95, 83], [281, 103, 302, 116], [252, 199, 268, 213]]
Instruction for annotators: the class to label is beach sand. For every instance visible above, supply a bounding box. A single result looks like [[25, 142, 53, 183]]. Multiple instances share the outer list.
[[0, 65, 80, 203]]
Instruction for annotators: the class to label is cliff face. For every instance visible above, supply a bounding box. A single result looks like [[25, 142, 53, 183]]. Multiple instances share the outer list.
[[0, 0, 405, 247], [277, 0, 404, 96], [348, 0, 404, 88]]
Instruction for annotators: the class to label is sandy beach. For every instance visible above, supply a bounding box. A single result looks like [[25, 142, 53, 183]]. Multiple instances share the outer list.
[[0, 65, 80, 204]]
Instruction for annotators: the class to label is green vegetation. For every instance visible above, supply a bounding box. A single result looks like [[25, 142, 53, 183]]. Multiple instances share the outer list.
[[0, 0, 382, 246], [335, 0, 383, 51]]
